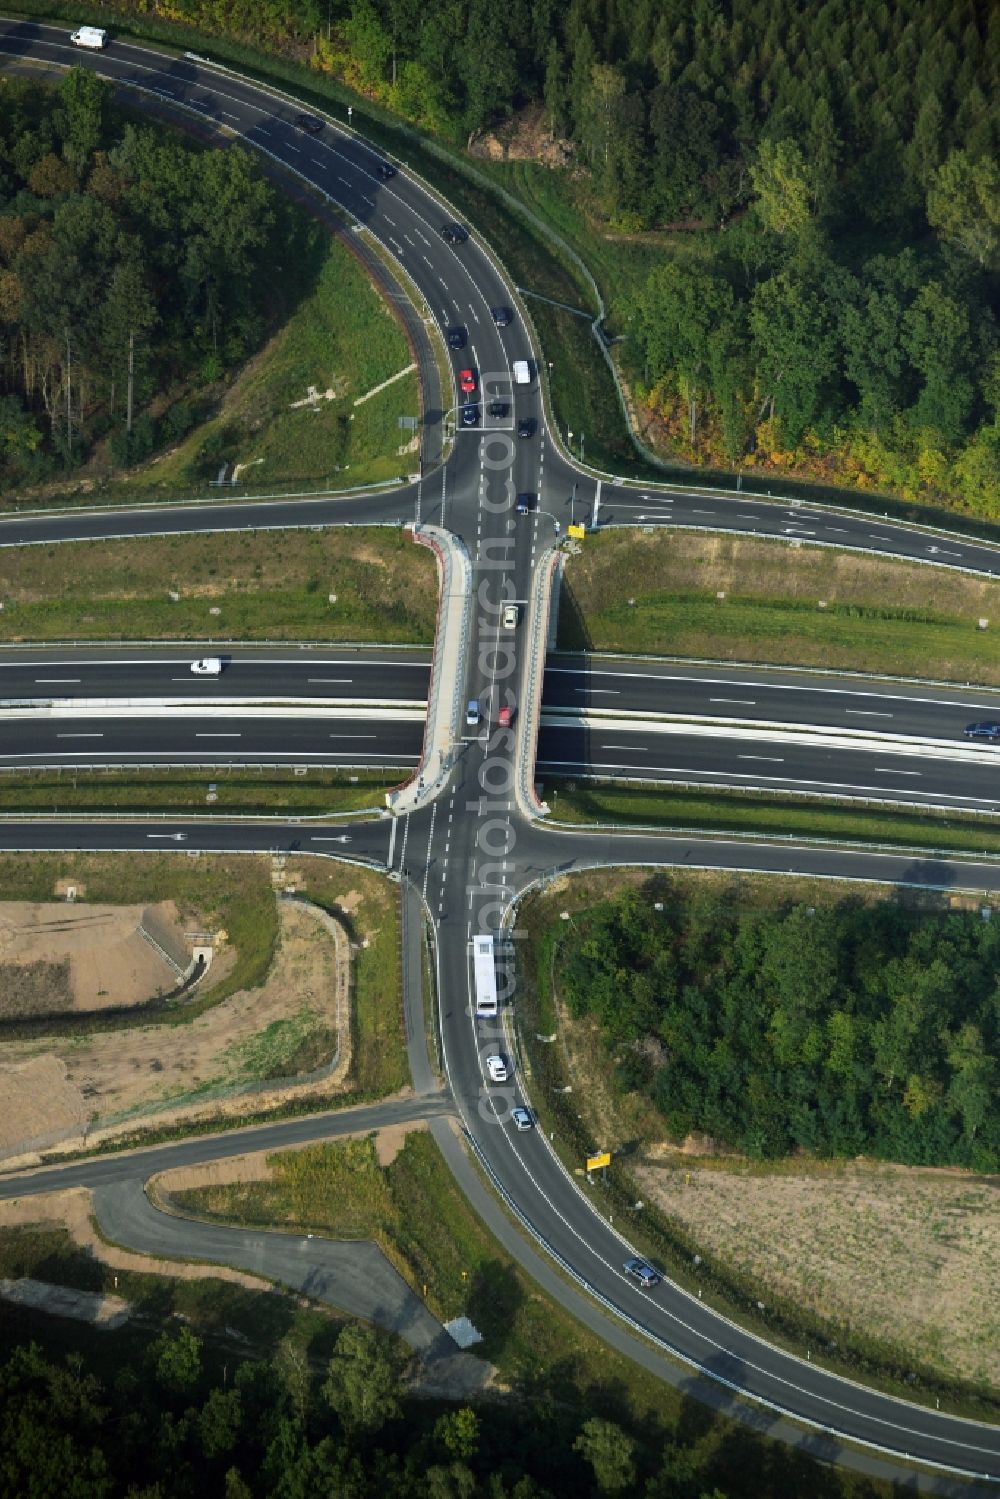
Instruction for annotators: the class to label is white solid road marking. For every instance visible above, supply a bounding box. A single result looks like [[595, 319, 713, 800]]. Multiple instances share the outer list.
[[36, 678, 80, 683], [56, 732, 103, 738], [308, 677, 353, 683], [738, 754, 784, 762], [196, 732, 241, 737], [710, 697, 756, 705], [846, 710, 893, 718], [875, 768, 921, 775]]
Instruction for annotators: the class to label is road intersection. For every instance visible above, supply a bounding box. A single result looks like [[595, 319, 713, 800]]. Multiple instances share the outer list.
[[1, 18, 999, 1488]]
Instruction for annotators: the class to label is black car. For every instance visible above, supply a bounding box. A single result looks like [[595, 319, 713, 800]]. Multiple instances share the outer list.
[[492, 306, 512, 327], [515, 492, 536, 514], [964, 721, 1000, 740], [517, 417, 535, 439], [460, 403, 479, 426], [376, 161, 396, 179], [488, 399, 508, 418], [293, 114, 323, 134], [440, 223, 468, 244], [447, 328, 466, 351]]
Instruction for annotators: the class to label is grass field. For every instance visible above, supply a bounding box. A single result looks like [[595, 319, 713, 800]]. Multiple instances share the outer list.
[[547, 782, 1000, 855], [134, 235, 417, 493], [0, 768, 398, 817], [0, 527, 436, 644], [291, 857, 407, 1096], [558, 530, 1000, 683]]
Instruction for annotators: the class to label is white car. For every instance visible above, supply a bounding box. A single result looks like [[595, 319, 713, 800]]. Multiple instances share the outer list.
[[502, 603, 519, 630], [190, 657, 223, 676], [486, 1054, 509, 1083]]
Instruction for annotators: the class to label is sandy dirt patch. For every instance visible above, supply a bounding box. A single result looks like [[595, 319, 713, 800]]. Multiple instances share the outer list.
[[0, 900, 188, 1014], [0, 1187, 271, 1291], [0, 900, 350, 1162], [636, 1155, 1000, 1390]]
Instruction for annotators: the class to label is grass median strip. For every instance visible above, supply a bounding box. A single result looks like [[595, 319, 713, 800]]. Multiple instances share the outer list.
[[0, 527, 436, 644], [558, 531, 1000, 684], [547, 780, 1000, 857], [0, 768, 399, 817]]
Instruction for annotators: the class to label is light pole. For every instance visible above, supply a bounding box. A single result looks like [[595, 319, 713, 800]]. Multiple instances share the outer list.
[[580, 431, 585, 464]]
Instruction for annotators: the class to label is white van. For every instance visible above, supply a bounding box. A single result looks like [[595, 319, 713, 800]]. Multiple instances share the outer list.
[[513, 360, 531, 385], [70, 26, 108, 49]]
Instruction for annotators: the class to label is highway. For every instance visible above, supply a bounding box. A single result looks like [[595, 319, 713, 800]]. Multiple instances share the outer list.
[[1, 19, 999, 1489], [0, 646, 431, 704]]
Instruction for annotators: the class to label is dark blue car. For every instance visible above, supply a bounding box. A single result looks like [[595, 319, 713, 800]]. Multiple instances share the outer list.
[[461, 403, 479, 426], [623, 1257, 661, 1288], [965, 722, 1000, 740]]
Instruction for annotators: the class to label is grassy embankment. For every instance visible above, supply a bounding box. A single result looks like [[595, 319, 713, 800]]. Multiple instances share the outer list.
[[549, 530, 1000, 850], [128, 234, 419, 496], [0, 527, 436, 643], [0, 768, 395, 817], [517, 867, 1000, 1420]]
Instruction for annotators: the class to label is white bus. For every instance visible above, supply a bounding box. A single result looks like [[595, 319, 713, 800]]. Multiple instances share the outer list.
[[472, 935, 497, 1017]]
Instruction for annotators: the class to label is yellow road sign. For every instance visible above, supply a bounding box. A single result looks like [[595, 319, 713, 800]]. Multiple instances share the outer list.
[[586, 1151, 612, 1171], [567, 523, 586, 540]]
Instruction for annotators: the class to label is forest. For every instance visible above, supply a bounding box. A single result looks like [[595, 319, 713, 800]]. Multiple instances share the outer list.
[[79, 0, 999, 508], [0, 73, 291, 490], [555, 887, 1000, 1169], [0, 1320, 844, 1499]]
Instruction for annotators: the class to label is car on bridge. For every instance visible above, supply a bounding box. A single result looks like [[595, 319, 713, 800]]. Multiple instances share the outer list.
[[502, 603, 519, 629], [460, 368, 477, 394], [965, 721, 1000, 740], [497, 704, 513, 728]]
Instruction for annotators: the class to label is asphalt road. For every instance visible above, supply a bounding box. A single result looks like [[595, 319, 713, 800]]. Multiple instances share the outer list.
[[0, 647, 431, 705], [1, 21, 999, 1487]]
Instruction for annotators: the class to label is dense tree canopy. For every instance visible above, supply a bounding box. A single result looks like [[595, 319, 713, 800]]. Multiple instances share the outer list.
[[0, 73, 285, 488], [556, 887, 1000, 1169], [0, 1326, 767, 1498]]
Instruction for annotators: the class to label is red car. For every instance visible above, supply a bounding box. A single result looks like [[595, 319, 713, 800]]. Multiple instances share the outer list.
[[497, 705, 513, 728], [459, 368, 477, 394]]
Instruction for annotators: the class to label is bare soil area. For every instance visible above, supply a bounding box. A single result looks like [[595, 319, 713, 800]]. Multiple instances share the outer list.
[[0, 900, 188, 1015], [636, 1155, 1000, 1391], [0, 900, 350, 1162]]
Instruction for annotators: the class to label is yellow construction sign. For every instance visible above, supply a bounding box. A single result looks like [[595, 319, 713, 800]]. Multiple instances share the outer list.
[[567, 523, 587, 540], [586, 1151, 612, 1171]]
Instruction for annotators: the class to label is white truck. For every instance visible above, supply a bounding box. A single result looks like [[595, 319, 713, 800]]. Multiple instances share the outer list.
[[70, 26, 108, 49], [513, 360, 531, 385]]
